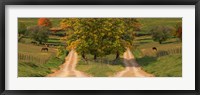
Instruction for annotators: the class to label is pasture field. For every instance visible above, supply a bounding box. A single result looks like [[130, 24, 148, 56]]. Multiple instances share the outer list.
[[18, 43, 65, 77], [18, 42, 57, 64], [132, 36, 182, 77]]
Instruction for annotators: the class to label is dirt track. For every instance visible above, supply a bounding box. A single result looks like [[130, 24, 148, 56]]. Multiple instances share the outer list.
[[47, 50, 88, 77], [115, 48, 154, 77]]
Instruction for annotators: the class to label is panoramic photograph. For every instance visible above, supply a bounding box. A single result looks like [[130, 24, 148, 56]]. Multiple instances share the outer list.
[[18, 18, 182, 77]]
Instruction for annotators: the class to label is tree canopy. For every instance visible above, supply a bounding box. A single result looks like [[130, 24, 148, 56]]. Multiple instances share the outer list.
[[27, 26, 49, 44], [151, 25, 175, 44], [60, 18, 141, 60], [38, 18, 52, 28]]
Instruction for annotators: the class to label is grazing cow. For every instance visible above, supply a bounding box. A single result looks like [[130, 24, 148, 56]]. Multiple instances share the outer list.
[[31, 41, 37, 45], [41, 47, 48, 52], [152, 47, 157, 51]]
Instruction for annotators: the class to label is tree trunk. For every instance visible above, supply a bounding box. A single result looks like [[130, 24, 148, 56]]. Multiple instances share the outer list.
[[81, 52, 87, 61], [94, 54, 97, 60], [39, 41, 42, 45], [115, 51, 120, 60], [159, 41, 162, 44]]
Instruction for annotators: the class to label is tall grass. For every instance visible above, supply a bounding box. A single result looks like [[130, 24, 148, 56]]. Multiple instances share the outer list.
[[19, 53, 52, 64]]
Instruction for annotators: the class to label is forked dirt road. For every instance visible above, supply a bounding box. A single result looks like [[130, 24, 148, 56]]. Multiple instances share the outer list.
[[47, 50, 88, 77], [48, 48, 153, 77], [115, 48, 154, 77]]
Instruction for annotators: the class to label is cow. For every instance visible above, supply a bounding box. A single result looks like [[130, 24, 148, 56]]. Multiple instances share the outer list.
[[152, 47, 157, 51], [41, 47, 48, 52], [31, 41, 37, 45]]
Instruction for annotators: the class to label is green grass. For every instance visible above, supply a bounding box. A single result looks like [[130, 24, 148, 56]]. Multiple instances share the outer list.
[[18, 43, 64, 77], [132, 35, 182, 77], [134, 36, 182, 52], [48, 39, 60, 43], [18, 55, 65, 77], [135, 54, 182, 77], [76, 54, 125, 77]]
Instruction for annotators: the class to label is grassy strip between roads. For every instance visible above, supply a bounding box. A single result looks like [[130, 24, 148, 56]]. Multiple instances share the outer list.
[[76, 54, 125, 77]]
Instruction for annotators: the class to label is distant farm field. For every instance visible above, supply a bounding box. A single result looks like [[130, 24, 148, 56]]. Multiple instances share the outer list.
[[137, 18, 182, 35]]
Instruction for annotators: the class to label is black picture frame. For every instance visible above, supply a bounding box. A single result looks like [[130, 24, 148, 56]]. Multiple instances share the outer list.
[[0, 0, 199, 95]]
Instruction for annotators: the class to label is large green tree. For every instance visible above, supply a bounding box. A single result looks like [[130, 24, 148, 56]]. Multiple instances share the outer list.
[[60, 18, 140, 61], [28, 26, 49, 44], [151, 25, 175, 44]]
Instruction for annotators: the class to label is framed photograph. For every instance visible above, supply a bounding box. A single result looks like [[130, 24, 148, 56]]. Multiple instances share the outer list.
[[0, 0, 199, 95]]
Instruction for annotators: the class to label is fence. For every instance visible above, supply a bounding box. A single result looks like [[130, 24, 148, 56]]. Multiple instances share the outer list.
[[142, 47, 182, 57], [18, 53, 51, 64]]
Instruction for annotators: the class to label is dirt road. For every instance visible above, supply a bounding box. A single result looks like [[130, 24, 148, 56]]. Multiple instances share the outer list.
[[47, 50, 88, 77], [115, 48, 154, 77]]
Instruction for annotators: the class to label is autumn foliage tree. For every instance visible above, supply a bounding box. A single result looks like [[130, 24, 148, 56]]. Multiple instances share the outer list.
[[38, 18, 52, 28], [60, 18, 140, 61]]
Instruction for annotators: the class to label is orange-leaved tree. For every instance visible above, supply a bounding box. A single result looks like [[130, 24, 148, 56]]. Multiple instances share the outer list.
[[38, 18, 52, 28], [176, 22, 182, 41]]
